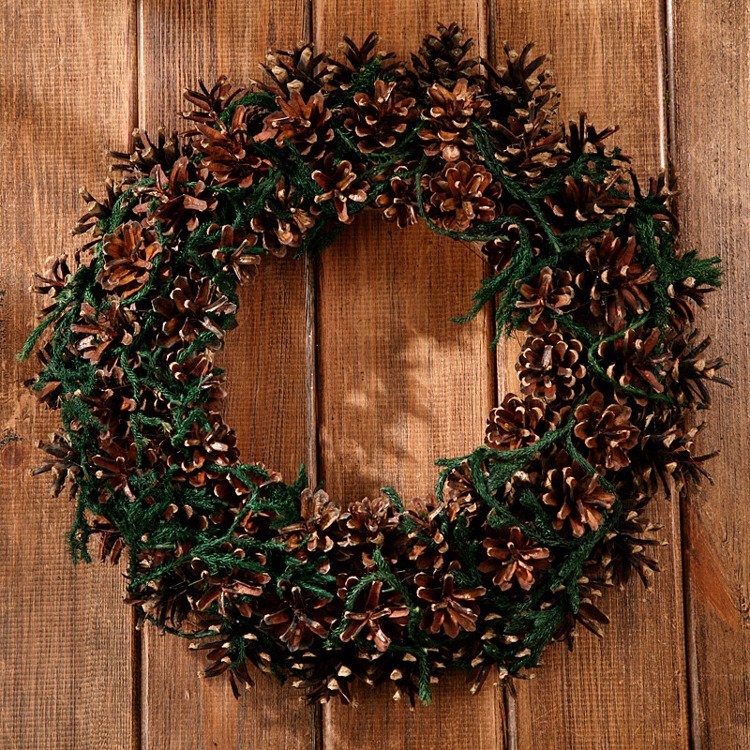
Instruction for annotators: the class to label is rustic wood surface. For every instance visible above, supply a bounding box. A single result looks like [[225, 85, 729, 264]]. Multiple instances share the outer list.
[[2, 1, 748, 748]]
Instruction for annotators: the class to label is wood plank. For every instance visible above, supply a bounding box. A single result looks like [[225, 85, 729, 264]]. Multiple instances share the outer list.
[[0, 2, 137, 748], [312, 3, 505, 748], [138, 1, 316, 748], [671, 1, 750, 746], [492, 2, 691, 747]]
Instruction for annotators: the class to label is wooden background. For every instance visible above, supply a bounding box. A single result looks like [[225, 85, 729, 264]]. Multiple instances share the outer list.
[[1, 1, 748, 748]]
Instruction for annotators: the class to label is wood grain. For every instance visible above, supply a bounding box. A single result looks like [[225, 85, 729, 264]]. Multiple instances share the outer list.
[[0, 2, 137, 749], [671, 1, 750, 746], [138, 1, 315, 748], [492, 1, 691, 747], [312, 3, 505, 749]]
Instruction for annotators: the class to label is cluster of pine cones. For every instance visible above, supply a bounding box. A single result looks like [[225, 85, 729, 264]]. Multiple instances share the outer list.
[[25, 24, 726, 704]]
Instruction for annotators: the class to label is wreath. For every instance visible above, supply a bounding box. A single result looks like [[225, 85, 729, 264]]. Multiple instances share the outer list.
[[21, 24, 727, 705]]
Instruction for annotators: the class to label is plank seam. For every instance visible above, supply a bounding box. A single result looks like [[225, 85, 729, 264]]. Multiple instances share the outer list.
[[662, 0, 700, 745]]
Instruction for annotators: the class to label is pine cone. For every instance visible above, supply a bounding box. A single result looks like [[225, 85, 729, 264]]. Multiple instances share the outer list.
[[543, 174, 632, 232], [322, 32, 395, 92], [83, 364, 138, 437], [542, 454, 616, 536], [71, 301, 141, 365], [97, 221, 162, 298], [152, 271, 237, 350], [342, 79, 416, 153], [178, 414, 239, 488], [191, 104, 271, 189], [479, 526, 550, 591], [442, 459, 482, 522], [400, 495, 448, 573], [74, 179, 127, 246], [91, 435, 145, 498], [250, 177, 317, 257], [515, 266, 574, 325], [312, 155, 369, 223], [666, 330, 730, 407], [516, 330, 585, 402], [111, 128, 192, 185], [415, 567, 486, 638], [277, 488, 341, 556], [576, 231, 657, 330], [597, 328, 669, 394], [419, 79, 489, 162], [206, 224, 260, 284], [411, 23, 482, 90], [480, 207, 544, 273], [262, 582, 333, 652], [134, 156, 217, 236], [183, 76, 245, 125], [259, 43, 327, 98], [564, 113, 617, 159], [167, 351, 226, 413], [423, 161, 498, 231], [338, 578, 409, 652], [374, 165, 418, 228], [341, 495, 399, 550], [32, 432, 80, 497], [573, 391, 640, 470], [668, 277, 714, 332], [256, 91, 334, 160], [32, 256, 71, 315], [485, 393, 564, 450]]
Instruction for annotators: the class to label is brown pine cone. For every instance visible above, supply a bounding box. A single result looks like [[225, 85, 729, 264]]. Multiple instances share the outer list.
[[97, 221, 162, 298], [134, 156, 218, 237], [342, 79, 417, 153], [111, 128, 192, 186], [415, 566, 486, 638], [442, 459, 482, 522], [400, 495, 448, 573], [256, 91, 334, 160], [277, 488, 341, 556], [167, 351, 226, 413], [374, 165, 418, 228], [419, 79, 489, 162], [191, 104, 271, 189], [32, 432, 80, 497], [311, 155, 369, 223], [667, 277, 714, 332], [262, 582, 333, 652], [515, 266, 574, 324], [322, 32, 397, 92], [183, 76, 245, 125], [516, 330, 585, 402], [666, 330, 730, 407], [32, 256, 71, 315], [542, 454, 616, 536], [91, 435, 146, 498], [258, 44, 327, 99], [573, 391, 640, 470], [84, 364, 138, 437], [423, 161, 498, 231], [565, 113, 617, 158], [71, 301, 141, 365], [480, 207, 544, 273], [479, 526, 550, 591], [598, 328, 669, 394], [179, 414, 239, 488], [638, 413, 715, 496], [206, 224, 261, 284], [341, 495, 399, 549], [411, 23, 482, 90], [152, 270, 237, 350], [485, 393, 565, 450], [250, 177, 317, 257], [338, 578, 410, 652], [576, 231, 657, 329], [543, 174, 632, 232]]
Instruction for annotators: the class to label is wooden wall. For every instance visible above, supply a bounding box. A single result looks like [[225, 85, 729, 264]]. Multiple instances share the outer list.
[[1, 1, 748, 748]]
